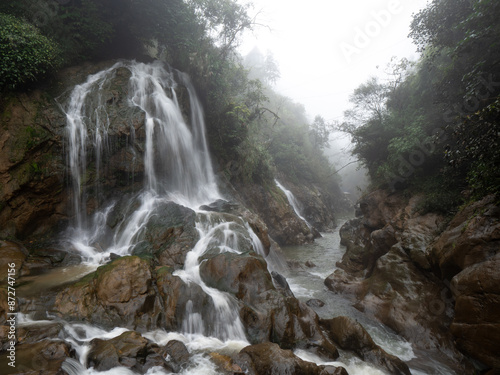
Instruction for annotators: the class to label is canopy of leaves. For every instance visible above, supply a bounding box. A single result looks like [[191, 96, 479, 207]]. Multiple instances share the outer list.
[[343, 0, 500, 212]]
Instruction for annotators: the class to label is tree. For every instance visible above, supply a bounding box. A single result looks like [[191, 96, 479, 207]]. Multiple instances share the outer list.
[[309, 115, 334, 149]]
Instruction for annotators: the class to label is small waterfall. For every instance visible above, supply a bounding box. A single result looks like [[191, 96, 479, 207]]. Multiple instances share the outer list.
[[174, 214, 249, 342], [275, 179, 312, 229]]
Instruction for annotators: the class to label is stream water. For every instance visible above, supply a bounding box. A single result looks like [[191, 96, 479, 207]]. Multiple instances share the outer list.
[[9, 61, 458, 374]]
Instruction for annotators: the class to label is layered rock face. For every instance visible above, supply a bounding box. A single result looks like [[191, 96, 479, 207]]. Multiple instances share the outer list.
[[326, 189, 500, 373], [430, 195, 500, 370]]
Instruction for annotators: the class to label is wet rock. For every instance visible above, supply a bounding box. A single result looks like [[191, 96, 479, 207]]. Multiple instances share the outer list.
[[281, 181, 345, 232], [357, 190, 404, 230], [16, 322, 64, 346], [235, 342, 347, 375], [87, 331, 173, 373], [155, 265, 215, 331], [200, 251, 338, 358], [201, 198, 272, 256], [53, 256, 159, 330], [131, 200, 199, 270], [430, 194, 500, 280], [326, 190, 476, 373], [200, 252, 274, 298], [336, 218, 373, 275], [87, 331, 149, 371], [306, 299, 325, 308], [209, 352, 245, 374], [321, 316, 410, 375], [271, 271, 295, 298], [164, 339, 190, 372], [231, 182, 315, 246], [22, 247, 69, 274], [450, 252, 500, 369], [0, 340, 72, 374], [305, 260, 317, 268], [0, 241, 28, 281], [0, 90, 68, 240]]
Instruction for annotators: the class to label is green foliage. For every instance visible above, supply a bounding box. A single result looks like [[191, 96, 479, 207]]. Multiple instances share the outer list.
[[0, 13, 61, 90], [343, 0, 500, 209], [446, 98, 500, 198]]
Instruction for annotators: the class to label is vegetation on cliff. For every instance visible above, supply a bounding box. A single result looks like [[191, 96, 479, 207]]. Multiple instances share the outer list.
[[342, 0, 500, 212]]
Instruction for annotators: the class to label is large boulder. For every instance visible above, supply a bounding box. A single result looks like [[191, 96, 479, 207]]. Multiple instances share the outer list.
[[131, 200, 199, 269], [430, 194, 500, 279], [53, 256, 159, 330], [320, 316, 410, 375], [200, 251, 339, 359], [87, 331, 187, 373], [235, 342, 348, 375]]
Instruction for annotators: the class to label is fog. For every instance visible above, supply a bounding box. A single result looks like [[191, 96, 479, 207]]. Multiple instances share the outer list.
[[239, 0, 429, 197]]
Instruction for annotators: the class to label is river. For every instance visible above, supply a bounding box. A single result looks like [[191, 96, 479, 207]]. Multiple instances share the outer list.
[[280, 224, 457, 375]]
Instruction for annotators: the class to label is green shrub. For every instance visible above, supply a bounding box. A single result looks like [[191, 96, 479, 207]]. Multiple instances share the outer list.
[[0, 13, 61, 90]]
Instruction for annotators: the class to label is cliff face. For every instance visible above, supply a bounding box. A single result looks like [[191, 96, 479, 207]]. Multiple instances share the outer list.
[[326, 189, 500, 373], [0, 89, 67, 239]]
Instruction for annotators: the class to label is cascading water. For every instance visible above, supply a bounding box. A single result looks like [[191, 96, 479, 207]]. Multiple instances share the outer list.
[[64, 61, 222, 264], [59, 60, 254, 370], [275, 179, 312, 228]]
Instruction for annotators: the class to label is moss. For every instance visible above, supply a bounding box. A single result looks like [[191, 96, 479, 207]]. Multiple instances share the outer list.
[[155, 265, 174, 277], [73, 271, 98, 287]]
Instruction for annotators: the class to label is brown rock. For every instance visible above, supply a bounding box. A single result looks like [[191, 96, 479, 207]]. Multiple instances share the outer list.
[[450, 252, 500, 369], [430, 194, 500, 279], [235, 342, 346, 375], [209, 352, 245, 374], [0, 340, 71, 375], [0, 241, 28, 281], [87, 331, 149, 371], [321, 316, 410, 375], [53, 256, 159, 329]]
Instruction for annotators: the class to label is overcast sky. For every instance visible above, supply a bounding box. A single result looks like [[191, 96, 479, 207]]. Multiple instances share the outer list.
[[239, 0, 429, 123]]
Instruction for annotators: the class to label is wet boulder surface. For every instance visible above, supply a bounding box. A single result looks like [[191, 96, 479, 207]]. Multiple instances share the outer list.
[[325, 190, 500, 373]]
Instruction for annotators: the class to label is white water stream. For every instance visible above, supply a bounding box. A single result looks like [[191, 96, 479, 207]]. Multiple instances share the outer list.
[[275, 179, 313, 229], [10, 61, 457, 374]]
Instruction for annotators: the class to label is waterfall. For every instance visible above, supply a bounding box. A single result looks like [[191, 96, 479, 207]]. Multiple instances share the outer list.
[[62, 60, 252, 346], [63, 61, 222, 263], [275, 179, 312, 229]]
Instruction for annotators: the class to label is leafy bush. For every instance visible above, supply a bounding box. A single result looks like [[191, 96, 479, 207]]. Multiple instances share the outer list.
[[0, 13, 61, 90]]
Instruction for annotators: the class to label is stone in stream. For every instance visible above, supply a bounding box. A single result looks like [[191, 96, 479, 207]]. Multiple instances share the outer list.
[[271, 271, 295, 297], [320, 316, 411, 375], [209, 352, 245, 374], [87, 331, 188, 373], [235, 342, 348, 375], [306, 298, 326, 308], [163, 339, 190, 372], [305, 260, 317, 268]]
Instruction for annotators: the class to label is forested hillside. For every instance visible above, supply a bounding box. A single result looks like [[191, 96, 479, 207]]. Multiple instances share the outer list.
[[342, 0, 500, 213]]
